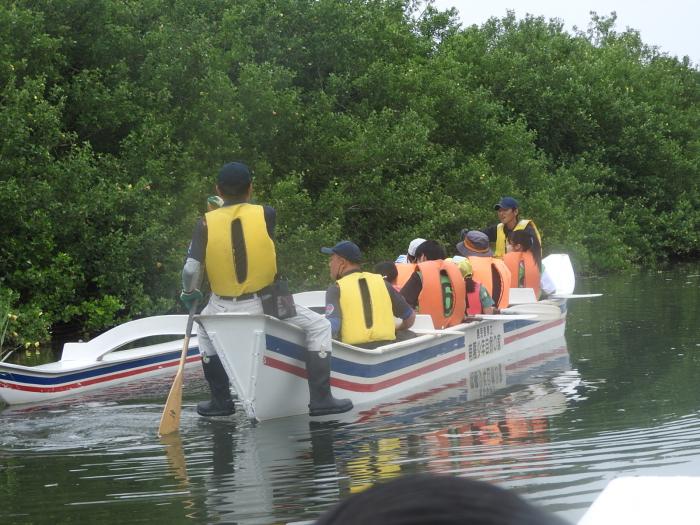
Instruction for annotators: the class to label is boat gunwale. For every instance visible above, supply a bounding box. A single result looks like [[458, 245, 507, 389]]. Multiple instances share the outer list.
[[196, 312, 485, 357]]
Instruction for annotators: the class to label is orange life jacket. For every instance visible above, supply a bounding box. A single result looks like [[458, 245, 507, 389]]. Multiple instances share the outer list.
[[503, 411, 530, 440], [503, 251, 541, 298], [468, 257, 511, 310], [471, 420, 503, 446], [395, 263, 416, 290], [416, 260, 466, 328]]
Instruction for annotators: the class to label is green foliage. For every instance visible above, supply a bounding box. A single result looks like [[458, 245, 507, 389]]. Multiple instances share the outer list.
[[1, 0, 698, 344]]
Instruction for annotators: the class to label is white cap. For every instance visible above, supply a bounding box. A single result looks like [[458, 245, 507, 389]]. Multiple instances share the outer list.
[[407, 238, 426, 257]]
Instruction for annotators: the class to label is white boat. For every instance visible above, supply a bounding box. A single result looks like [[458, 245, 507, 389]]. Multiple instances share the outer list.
[[198, 253, 588, 423], [197, 297, 567, 422], [0, 315, 200, 406], [579, 476, 700, 525]]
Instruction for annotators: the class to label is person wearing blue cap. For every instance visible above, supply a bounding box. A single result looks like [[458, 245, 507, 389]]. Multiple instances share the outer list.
[[482, 196, 543, 269], [181, 161, 353, 417], [321, 241, 415, 347]]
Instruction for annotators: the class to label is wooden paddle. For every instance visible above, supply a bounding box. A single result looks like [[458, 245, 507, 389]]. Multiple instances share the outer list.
[[158, 302, 198, 437]]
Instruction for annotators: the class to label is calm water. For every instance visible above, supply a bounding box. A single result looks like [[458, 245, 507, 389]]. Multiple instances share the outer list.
[[1, 264, 699, 524]]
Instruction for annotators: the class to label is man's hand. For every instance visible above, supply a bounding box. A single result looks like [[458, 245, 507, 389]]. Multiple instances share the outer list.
[[180, 289, 203, 310]]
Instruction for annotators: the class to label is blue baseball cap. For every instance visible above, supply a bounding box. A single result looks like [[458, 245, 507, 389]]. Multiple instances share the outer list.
[[494, 196, 519, 210], [320, 240, 363, 263]]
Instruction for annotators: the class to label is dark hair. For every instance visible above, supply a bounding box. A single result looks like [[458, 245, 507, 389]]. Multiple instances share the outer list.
[[414, 240, 446, 261], [374, 261, 398, 284], [314, 474, 568, 525], [217, 182, 251, 200], [465, 276, 476, 293], [509, 230, 532, 250]]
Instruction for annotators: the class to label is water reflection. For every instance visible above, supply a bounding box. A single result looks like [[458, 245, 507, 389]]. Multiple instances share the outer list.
[[139, 338, 576, 523], [335, 337, 575, 493]]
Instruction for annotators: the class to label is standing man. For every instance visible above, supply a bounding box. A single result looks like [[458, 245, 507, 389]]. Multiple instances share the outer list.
[[482, 197, 542, 268], [322, 241, 415, 346], [181, 161, 353, 417]]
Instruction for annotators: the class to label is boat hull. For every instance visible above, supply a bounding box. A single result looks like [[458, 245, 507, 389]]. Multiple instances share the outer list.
[[0, 348, 200, 405], [198, 301, 567, 422], [0, 315, 201, 405]]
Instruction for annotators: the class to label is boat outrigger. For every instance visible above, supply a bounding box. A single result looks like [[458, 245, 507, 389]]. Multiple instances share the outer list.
[[0, 315, 200, 406]]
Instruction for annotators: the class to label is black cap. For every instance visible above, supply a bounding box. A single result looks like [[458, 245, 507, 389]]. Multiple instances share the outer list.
[[217, 162, 252, 195], [320, 241, 363, 263]]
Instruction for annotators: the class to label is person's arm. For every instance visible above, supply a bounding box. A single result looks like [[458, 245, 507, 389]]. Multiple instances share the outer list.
[[386, 282, 416, 330], [399, 272, 422, 309], [518, 261, 525, 288], [263, 205, 276, 240], [325, 284, 342, 339], [479, 285, 497, 315], [182, 218, 206, 293]]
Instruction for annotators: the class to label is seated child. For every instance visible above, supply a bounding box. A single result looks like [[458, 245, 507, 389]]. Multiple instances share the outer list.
[[374, 261, 400, 291]]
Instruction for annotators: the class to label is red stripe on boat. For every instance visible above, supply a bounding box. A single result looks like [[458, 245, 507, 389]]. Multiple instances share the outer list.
[[504, 319, 564, 345], [264, 352, 466, 392], [505, 346, 568, 370], [0, 355, 200, 394]]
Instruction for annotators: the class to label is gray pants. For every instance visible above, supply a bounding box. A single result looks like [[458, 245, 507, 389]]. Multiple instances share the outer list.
[[197, 294, 332, 357]]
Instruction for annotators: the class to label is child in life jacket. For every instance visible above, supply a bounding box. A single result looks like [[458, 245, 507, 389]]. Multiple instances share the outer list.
[[504, 230, 541, 298], [448, 256, 498, 316], [374, 261, 401, 292]]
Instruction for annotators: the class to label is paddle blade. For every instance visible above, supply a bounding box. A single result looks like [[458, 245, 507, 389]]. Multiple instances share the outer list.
[[502, 303, 562, 321], [158, 370, 184, 436], [160, 433, 189, 483], [158, 303, 197, 436]]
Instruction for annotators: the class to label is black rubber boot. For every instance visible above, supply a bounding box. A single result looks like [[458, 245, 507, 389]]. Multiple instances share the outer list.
[[197, 354, 235, 416], [305, 351, 353, 416]]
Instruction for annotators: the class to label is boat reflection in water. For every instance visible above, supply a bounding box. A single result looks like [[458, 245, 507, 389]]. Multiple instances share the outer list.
[[341, 335, 575, 492], [188, 335, 577, 523]]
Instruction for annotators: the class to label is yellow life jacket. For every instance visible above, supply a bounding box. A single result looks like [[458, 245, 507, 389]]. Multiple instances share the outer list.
[[337, 272, 395, 345], [494, 219, 542, 259], [205, 204, 277, 296]]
